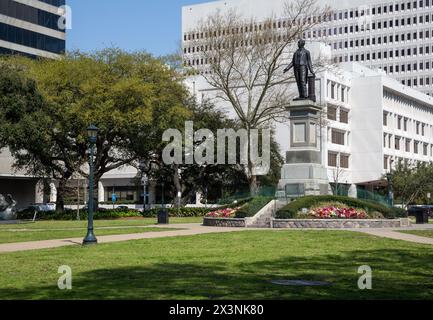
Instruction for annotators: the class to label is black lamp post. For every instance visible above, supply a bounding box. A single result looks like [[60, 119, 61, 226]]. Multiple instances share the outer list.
[[83, 124, 99, 245], [139, 160, 151, 211], [158, 181, 169, 224]]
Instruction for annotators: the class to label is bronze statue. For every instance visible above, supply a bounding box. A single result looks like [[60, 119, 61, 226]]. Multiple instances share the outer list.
[[284, 39, 315, 101]]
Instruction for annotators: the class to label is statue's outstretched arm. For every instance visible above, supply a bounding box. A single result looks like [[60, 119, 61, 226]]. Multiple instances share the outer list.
[[283, 61, 294, 73]]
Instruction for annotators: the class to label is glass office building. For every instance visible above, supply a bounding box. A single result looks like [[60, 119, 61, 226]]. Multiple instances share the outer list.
[[0, 0, 66, 58]]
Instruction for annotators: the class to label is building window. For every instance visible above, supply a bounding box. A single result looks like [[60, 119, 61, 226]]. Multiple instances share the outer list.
[[383, 112, 388, 126], [340, 154, 350, 168], [414, 141, 419, 154], [395, 137, 400, 150], [328, 152, 338, 167], [384, 156, 389, 170], [406, 139, 411, 152], [327, 106, 337, 120], [332, 130, 345, 145], [340, 109, 349, 124]]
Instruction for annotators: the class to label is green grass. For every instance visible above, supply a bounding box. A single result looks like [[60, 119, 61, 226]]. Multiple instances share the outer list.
[[0, 217, 202, 244], [0, 230, 433, 300], [399, 230, 433, 239]]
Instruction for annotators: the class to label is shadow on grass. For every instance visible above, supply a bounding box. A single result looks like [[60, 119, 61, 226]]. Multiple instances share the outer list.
[[1, 248, 433, 300]]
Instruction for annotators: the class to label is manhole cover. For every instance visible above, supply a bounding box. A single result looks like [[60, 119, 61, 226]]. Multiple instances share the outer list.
[[270, 280, 332, 287]]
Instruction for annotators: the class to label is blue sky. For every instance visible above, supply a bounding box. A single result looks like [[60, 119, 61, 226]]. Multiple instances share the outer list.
[[66, 0, 211, 56]]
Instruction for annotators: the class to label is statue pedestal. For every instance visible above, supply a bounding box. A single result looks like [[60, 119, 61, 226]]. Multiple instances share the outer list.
[[278, 100, 330, 197]]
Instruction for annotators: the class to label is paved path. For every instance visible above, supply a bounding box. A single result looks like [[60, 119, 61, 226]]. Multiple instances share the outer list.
[[0, 224, 249, 253], [1, 223, 433, 254]]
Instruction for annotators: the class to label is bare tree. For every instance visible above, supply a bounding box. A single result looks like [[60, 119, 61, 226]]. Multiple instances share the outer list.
[[186, 0, 331, 194]]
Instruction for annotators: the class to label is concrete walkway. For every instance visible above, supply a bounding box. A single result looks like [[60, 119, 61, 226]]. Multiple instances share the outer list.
[[0, 224, 249, 254], [1, 223, 433, 254]]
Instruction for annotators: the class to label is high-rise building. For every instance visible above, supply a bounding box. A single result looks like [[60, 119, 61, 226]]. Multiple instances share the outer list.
[[183, 0, 433, 96], [0, 0, 66, 59]]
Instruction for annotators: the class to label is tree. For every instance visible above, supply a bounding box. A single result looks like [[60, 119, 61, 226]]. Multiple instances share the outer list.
[[0, 62, 87, 211], [187, 0, 331, 193], [390, 161, 433, 207], [0, 49, 190, 210]]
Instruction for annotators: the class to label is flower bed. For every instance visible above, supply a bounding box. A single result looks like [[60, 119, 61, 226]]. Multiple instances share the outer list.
[[206, 207, 242, 218], [308, 206, 368, 219]]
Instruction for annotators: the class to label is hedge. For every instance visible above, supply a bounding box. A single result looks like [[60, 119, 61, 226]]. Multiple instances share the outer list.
[[235, 196, 273, 218], [276, 195, 407, 219], [16, 206, 225, 221]]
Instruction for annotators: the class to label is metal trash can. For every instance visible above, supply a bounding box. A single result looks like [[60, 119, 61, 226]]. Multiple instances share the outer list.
[[157, 210, 169, 224], [409, 207, 431, 224]]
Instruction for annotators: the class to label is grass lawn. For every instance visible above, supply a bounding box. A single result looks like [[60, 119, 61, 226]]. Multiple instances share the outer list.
[[0, 230, 432, 300], [0, 217, 202, 244], [399, 230, 433, 239]]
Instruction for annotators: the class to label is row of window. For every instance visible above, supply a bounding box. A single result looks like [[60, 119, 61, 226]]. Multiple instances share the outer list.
[[0, 46, 37, 58], [331, 0, 433, 22], [0, 22, 65, 54], [333, 47, 433, 66], [383, 112, 432, 137], [38, 0, 65, 7], [330, 34, 433, 50], [384, 135, 433, 156], [327, 81, 349, 103], [328, 152, 350, 169], [183, 0, 433, 41], [309, 14, 433, 39], [327, 106, 349, 124], [384, 156, 430, 170], [0, 0, 64, 32]]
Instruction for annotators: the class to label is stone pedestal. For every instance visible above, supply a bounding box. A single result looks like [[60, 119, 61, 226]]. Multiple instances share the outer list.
[[278, 100, 330, 197]]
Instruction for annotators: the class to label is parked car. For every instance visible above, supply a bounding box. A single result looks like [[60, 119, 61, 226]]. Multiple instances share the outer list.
[[408, 206, 433, 218]]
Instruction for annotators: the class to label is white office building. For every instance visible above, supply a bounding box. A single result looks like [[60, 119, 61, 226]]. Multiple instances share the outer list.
[[183, 0, 433, 96], [182, 0, 433, 197]]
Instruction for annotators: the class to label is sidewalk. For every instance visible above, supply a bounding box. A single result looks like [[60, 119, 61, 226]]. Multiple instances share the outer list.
[[1, 223, 433, 254], [0, 224, 248, 253]]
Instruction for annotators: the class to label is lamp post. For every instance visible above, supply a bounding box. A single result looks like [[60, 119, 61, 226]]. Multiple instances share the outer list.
[[139, 160, 151, 211], [83, 124, 99, 245], [386, 172, 394, 207]]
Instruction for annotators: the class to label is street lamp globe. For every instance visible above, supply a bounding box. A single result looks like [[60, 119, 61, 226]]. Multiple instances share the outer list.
[[87, 124, 99, 143]]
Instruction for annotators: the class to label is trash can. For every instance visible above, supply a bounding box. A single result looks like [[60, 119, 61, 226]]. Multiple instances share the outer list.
[[415, 208, 430, 224], [158, 210, 169, 224]]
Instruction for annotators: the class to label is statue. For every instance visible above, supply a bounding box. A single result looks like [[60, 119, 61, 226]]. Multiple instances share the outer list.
[[284, 39, 316, 101], [0, 194, 17, 220]]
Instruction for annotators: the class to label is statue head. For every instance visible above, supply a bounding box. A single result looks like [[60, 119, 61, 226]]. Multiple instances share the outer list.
[[298, 39, 306, 49]]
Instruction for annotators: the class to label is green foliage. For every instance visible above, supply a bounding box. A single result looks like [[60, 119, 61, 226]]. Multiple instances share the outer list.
[[276, 196, 408, 219], [0, 50, 191, 211], [17, 207, 215, 220], [389, 161, 433, 206], [17, 208, 143, 221], [235, 196, 273, 218], [143, 207, 212, 218]]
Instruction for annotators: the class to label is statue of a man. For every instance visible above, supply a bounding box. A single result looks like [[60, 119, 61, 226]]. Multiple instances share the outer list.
[[283, 39, 315, 100]]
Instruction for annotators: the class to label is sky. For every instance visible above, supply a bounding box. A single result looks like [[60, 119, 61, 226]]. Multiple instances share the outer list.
[[66, 0, 212, 57]]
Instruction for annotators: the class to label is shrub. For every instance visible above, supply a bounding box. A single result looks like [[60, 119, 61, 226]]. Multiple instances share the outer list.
[[143, 207, 213, 218], [276, 195, 408, 219], [17, 208, 143, 221], [235, 196, 273, 218]]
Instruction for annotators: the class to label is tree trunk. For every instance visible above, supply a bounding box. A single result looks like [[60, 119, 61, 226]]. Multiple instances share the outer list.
[[249, 174, 258, 196], [56, 178, 67, 213]]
